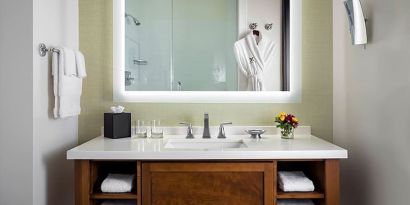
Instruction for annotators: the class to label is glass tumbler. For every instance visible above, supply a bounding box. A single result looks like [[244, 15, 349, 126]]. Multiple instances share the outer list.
[[150, 120, 164, 138], [134, 120, 147, 138]]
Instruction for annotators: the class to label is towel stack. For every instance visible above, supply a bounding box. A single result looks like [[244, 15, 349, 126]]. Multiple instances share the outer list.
[[278, 171, 315, 192], [101, 174, 135, 193], [52, 47, 87, 119]]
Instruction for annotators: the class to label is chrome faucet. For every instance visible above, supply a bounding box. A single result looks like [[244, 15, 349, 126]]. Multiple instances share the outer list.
[[180, 122, 194, 139], [217, 122, 232, 139], [202, 113, 211, 139]]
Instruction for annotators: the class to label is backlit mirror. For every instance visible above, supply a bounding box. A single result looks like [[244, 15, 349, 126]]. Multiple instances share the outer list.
[[113, 0, 301, 103]]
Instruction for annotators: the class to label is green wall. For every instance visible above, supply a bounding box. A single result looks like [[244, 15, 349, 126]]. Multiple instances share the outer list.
[[79, 0, 333, 143]]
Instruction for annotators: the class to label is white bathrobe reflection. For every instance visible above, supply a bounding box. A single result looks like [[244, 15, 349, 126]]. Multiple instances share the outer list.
[[234, 31, 276, 91]]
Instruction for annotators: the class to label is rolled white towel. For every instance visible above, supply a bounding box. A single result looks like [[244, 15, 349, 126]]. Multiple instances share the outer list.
[[101, 174, 134, 193], [278, 171, 315, 192], [277, 199, 315, 205], [101, 200, 135, 205]]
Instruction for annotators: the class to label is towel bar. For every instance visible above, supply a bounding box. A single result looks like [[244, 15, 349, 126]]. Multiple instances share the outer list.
[[39, 43, 60, 57]]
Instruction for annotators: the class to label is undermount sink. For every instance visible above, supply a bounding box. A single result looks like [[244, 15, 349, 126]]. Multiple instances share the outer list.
[[164, 139, 247, 150]]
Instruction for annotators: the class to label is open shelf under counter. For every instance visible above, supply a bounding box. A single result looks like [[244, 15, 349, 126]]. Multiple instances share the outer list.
[[276, 191, 325, 199], [90, 193, 139, 200]]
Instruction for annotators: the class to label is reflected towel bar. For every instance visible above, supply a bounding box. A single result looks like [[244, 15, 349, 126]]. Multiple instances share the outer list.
[[39, 43, 60, 57]]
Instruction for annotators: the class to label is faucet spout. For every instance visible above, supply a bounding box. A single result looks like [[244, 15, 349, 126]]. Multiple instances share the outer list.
[[202, 113, 211, 139]]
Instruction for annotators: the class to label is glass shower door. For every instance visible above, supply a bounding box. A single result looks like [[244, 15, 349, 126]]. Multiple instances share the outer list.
[[172, 0, 238, 91], [125, 0, 173, 91]]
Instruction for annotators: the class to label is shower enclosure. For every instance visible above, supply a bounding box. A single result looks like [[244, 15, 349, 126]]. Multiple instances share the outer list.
[[124, 0, 238, 91], [125, 0, 173, 91]]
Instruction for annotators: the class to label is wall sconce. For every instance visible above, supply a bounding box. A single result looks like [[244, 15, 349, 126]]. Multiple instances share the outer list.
[[343, 0, 367, 45]]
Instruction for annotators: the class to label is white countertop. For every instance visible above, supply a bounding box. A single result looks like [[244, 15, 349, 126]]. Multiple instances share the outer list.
[[67, 135, 348, 160]]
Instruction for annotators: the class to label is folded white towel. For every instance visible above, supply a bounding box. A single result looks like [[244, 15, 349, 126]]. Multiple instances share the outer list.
[[101, 174, 134, 193], [75, 50, 87, 78], [278, 171, 315, 192], [52, 47, 83, 118], [52, 51, 60, 118], [277, 199, 315, 205], [101, 200, 135, 205], [63, 47, 77, 76]]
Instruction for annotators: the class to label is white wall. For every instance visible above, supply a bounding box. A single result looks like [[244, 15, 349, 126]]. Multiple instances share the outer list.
[[0, 0, 78, 204], [0, 0, 34, 204], [333, 0, 410, 204], [33, 0, 79, 204]]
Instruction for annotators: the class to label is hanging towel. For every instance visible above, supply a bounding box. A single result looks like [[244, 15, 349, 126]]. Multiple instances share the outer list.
[[75, 50, 87, 78], [101, 174, 134, 193], [62, 47, 77, 76], [277, 199, 315, 205], [278, 171, 315, 192], [52, 51, 60, 118], [52, 47, 84, 118]]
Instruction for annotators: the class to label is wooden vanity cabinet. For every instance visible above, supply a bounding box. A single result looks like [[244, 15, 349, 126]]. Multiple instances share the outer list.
[[75, 160, 340, 205], [142, 162, 275, 205]]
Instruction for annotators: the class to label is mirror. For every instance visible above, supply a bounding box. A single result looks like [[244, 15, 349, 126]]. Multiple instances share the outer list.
[[114, 0, 301, 103]]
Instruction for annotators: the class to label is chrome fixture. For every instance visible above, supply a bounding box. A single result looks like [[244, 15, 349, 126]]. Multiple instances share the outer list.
[[217, 122, 233, 139], [265, 23, 273, 31], [343, 0, 367, 45], [39, 43, 60, 57], [125, 12, 141, 26], [125, 71, 135, 86], [177, 81, 182, 91], [134, 59, 148, 65], [180, 122, 194, 139], [202, 113, 211, 139], [249, 23, 258, 30], [245, 129, 265, 139]]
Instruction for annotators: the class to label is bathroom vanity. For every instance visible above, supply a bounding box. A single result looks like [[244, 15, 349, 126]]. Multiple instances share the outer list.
[[67, 126, 347, 205]]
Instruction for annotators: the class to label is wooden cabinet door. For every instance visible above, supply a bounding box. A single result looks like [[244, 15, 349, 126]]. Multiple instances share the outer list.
[[142, 162, 274, 205]]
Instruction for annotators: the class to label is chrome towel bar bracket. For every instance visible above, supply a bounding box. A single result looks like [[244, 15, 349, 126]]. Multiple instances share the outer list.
[[39, 43, 60, 57]]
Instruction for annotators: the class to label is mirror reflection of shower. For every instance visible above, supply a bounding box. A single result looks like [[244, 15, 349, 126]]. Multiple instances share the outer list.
[[125, 12, 141, 26], [125, 71, 135, 86]]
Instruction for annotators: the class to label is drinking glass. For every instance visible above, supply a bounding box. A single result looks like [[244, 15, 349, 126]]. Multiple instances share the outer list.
[[150, 120, 164, 138], [134, 120, 147, 138]]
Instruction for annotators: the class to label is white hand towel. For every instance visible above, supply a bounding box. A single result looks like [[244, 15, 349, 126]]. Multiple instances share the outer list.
[[52, 47, 83, 118], [62, 47, 77, 76], [52, 51, 60, 118], [75, 50, 87, 78], [277, 199, 315, 205], [101, 174, 134, 193], [101, 200, 135, 205], [278, 171, 315, 192]]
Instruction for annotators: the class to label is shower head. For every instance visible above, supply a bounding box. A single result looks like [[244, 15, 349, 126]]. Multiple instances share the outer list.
[[125, 13, 141, 26]]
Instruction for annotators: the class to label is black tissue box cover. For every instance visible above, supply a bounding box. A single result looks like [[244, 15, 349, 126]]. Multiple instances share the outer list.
[[104, 113, 131, 139]]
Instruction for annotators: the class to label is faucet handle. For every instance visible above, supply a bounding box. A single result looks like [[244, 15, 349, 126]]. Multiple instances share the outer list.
[[218, 122, 232, 139], [180, 122, 194, 139]]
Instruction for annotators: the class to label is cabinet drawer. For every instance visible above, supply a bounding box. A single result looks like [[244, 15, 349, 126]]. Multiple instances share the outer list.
[[141, 162, 275, 205]]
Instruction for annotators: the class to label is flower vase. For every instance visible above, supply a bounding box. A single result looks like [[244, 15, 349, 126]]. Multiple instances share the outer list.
[[281, 128, 294, 139]]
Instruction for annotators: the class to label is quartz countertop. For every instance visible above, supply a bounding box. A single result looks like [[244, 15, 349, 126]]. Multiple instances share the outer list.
[[66, 135, 348, 160]]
